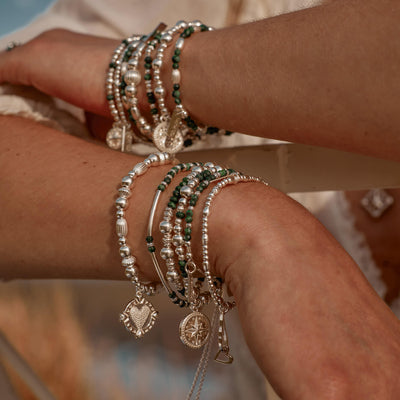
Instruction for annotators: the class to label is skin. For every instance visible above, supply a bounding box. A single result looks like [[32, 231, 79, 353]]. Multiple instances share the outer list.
[[1, 0, 400, 398]]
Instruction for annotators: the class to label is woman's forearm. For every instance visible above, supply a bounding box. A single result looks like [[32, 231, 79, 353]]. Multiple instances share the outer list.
[[178, 0, 400, 160]]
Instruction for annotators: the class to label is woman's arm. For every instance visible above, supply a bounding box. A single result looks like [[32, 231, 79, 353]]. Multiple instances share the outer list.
[[2, 115, 400, 398], [1, 0, 400, 160]]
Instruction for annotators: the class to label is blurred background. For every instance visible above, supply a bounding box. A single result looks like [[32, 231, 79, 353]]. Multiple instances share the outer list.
[[0, 0, 55, 38]]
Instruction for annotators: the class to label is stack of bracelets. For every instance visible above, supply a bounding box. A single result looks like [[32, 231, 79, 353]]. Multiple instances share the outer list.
[[106, 20, 233, 154], [108, 20, 268, 399]]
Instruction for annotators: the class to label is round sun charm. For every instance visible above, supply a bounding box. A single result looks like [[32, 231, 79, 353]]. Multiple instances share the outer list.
[[120, 296, 158, 338], [106, 127, 124, 150], [153, 121, 184, 154], [179, 311, 210, 349]]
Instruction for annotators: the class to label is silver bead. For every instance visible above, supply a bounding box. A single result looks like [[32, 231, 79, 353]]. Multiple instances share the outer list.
[[171, 69, 181, 85], [175, 37, 185, 50], [116, 210, 124, 218], [203, 206, 210, 216], [180, 185, 193, 198], [118, 187, 131, 198], [115, 197, 128, 209], [204, 162, 215, 169], [175, 247, 184, 256], [159, 220, 172, 233], [130, 106, 140, 120], [192, 166, 203, 174], [121, 176, 133, 187], [172, 235, 184, 246], [121, 62, 128, 76], [187, 180, 196, 188], [137, 117, 146, 128], [132, 162, 148, 176], [152, 58, 163, 69], [147, 154, 159, 164], [154, 86, 165, 98], [124, 70, 141, 85], [160, 248, 174, 259], [122, 255, 136, 267], [125, 85, 137, 97], [119, 245, 131, 257], [161, 33, 172, 43], [202, 234, 208, 245], [191, 20, 203, 28], [118, 237, 126, 246], [116, 218, 128, 236], [125, 265, 138, 278], [176, 20, 188, 30], [167, 270, 180, 281]]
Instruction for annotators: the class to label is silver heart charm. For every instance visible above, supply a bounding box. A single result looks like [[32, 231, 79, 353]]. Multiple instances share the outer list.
[[120, 295, 158, 338]]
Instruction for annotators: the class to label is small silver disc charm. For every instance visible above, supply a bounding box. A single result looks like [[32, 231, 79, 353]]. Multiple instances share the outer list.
[[106, 127, 123, 150], [153, 121, 184, 154], [120, 295, 158, 338], [179, 311, 210, 349]]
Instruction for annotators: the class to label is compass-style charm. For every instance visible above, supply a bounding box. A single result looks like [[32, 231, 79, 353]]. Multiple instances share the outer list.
[[179, 311, 210, 349], [120, 295, 158, 338], [152, 121, 184, 154]]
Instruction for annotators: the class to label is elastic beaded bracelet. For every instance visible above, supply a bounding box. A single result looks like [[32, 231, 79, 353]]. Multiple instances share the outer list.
[[151, 21, 189, 154], [201, 173, 269, 363], [116, 152, 173, 338], [106, 36, 141, 152], [146, 161, 200, 306]]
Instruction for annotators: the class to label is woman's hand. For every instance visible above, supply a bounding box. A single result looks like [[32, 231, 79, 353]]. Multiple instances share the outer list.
[[0, 29, 119, 118]]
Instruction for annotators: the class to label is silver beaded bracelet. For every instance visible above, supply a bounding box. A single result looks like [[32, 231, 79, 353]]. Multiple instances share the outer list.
[[116, 152, 173, 338]]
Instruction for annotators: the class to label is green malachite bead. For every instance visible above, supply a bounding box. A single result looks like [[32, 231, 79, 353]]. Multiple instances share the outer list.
[[173, 83, 180, 91], [228, 168, 236, 174], [200, 24, 208, 32], [164, 176, 172, 184], [172, 55, 180, 63], [185, 163, 192, 170], [191, 195, 198, 201], [219, 169, 227, 177], [179, 301, 185, 308], [122, 39, 129, 45], [109, 62, 116, 69], [189, 200, 197, 206], [158, 184, 165, 191], [175, 48, 181, 56], [172, 190, 180, 197], [199, 187, 204, 193], [178, 260, 186, 267], [198, 277, 205, 282], [120, 81, 127, 89], [172, 166, 179, 173], [144, 63, 152, 70], [174, 98, 181, 105], [172, 63, 179, 69], [182, 177, 189, 184], [203, 170, 211, 177], [168, 202, 177, 209], [154, 33, 162, 41], [206, 126, 219, 134], [225, 130, 234, 136], [169, 291, 177, 299], [200, 181, 209, 188], [176, 211, 185, 219], [151, 108, 158, 115], [120, 89, 125, 96], [186, 209, 193, 217], [182, 271, 188, 278], [177, 163, 185, 169], [178, 288, 186, 296], [148, 246, 156, 253], [184, 227, 191, 235], [195, 173, 202, 180], [184, 139, 193, 147], [185, 216, 193, 223], [146, 236, 153, 243], [106, 94, 114, 101], [144, 73, 152, 80], [170, 196, 178, 203], [167, 170, 175, 178], [173, 298, 180, 304], [184, 234, 191, 241], [172, 90, 180, 98], [210, 174, 217, 180], [144, 56, 152, 64], [125, 51, 132, 58], [189, 26, 195, 33]]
